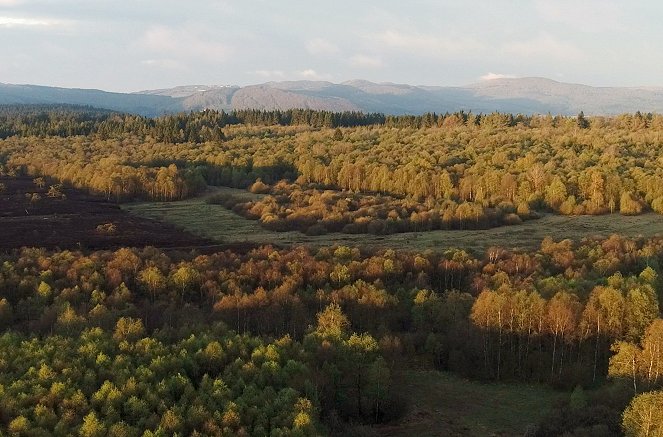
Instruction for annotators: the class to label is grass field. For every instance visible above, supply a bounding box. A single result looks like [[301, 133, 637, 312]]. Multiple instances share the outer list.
[[124, 187, 663, 253], [372, 370, 564, 437]]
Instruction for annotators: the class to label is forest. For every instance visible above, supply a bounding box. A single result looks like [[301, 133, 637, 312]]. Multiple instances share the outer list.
[[1, 105, 663, 436]]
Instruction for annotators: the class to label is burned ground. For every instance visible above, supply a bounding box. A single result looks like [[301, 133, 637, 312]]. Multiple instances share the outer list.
[[0, 176, 213, 251]]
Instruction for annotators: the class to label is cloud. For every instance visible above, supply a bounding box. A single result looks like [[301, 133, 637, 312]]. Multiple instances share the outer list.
[[0, 0, 23, 6], [502, 33, 583, 61], [139, 25, 232, 61], [350, 54, 382, 68], [252, 69, 285, 79], [306, 38, 340, 56], [370, 30, 482, 58], [296, 69, 331, 80], [0, 15, 69, 28], [480, 72, 516, 81]]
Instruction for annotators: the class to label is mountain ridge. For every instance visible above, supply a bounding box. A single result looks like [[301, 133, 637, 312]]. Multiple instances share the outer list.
[[3, 77, 663, 116]]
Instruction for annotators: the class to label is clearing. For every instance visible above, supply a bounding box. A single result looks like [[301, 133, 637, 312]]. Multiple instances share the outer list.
[[0, 176, 212, 250], [124, 187, 663, 253], [373, 370, 564, 437]]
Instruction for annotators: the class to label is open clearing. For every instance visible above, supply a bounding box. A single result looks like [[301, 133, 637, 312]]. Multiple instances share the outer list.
[[373, 370, 564, 437], [0, 176, 212, 251], [124, 187, 663, 253]]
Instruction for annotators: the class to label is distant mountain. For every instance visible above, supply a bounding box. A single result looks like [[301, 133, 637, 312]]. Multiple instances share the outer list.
[[466, 78, 663, 115], [0, 83, 181, 116], [4, 78, 663, 116]]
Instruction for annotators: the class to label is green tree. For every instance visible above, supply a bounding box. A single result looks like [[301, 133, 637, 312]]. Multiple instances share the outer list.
[[138, 266, 166, 301], [79, 411, 106, 437], [113, 317, 145, 343], [610, 341, 642, 394], [577, 111, 590, 129], [171, 265, 200, 301], [622, 390, 663, 437]]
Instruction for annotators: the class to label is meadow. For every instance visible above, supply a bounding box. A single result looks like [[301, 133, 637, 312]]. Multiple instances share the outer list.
[[125, 187, 663, 254], [374, 370, 564, 437]]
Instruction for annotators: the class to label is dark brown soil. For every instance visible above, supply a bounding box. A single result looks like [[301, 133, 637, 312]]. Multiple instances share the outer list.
[[0, 176, 214, 251]]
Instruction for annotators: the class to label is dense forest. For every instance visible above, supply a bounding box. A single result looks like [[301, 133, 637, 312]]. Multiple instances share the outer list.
[[1, 236, 663, 435], [1, 106, 663, 436], [2, 107, 663, 229]]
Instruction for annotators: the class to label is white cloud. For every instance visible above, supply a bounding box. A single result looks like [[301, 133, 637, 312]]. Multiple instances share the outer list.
[[371, 29, 482, 58], [296, 69, 331, 80], [306, 38, 340, 56], [0, 15, 68, 27], [350, 54, 382, 68], [139, 25, 232, 61], [480, 72, 516, 81], [0, 0, 23, 6], [502, 33, 583, 61], [299, 69, 319, 79], [252, 69, 285, 79]]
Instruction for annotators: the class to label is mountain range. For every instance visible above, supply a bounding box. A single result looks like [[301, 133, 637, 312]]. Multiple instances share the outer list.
[[3, 77, 663, 116]]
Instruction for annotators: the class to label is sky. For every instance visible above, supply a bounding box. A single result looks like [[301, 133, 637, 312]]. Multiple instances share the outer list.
[[1, 0, 663, 92]]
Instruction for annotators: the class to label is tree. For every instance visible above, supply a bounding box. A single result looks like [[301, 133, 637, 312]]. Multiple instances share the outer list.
[[138, 266, 166, 301], [569, 385, 588, 410], [471, 290, 508, 379], [547, 291, 581, 376], [625, 286, 659, 342], [0, 298, 12, 329], [8, 416, 30, 435], [577, 111, 590, 129], [315, 303, 349, 339], [160, 409, 183, 434], [343, 333, 379, 417], [581, 286, 626, 382], [79, 412, 106, 437], [366, 356, 391, 422], [610, 341, 642, 394], [113, 317, 145, 343], [621, 191, 644, 215], [171, 265, 200, 301], [641, 319, 663, 387], [622, 390, 663, 437]]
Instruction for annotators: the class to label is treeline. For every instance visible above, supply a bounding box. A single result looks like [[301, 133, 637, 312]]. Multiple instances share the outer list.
[[4, 107, 663, 218], [3, 105, 661, 140], [0, 105, 113, 138], [0, 105, 383, 142]]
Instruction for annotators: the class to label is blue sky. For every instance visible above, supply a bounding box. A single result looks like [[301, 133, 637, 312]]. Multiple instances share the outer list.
[[1, 0, 662, 92]]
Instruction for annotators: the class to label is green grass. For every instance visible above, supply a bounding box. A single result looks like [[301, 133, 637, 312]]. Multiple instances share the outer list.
[[374, 370, 564, 437], [124, 187, 663, 253]]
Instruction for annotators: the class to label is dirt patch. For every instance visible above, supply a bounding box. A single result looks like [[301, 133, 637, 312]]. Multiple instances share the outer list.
[[0, 176, 214, 251]]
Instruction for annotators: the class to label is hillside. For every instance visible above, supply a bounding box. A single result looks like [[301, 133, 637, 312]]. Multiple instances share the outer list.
[[0, 83, 180, 117], [4, 77, 663, 115]]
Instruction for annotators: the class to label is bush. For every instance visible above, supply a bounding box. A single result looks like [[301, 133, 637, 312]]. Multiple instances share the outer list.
[[305, 224, 328, 236], [503, 213, 522, 225], [96, 223, 117, 234], [249, 179, 271, 194]]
